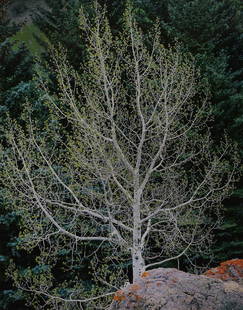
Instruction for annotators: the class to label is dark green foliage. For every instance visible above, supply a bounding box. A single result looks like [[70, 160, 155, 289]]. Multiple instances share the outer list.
[[0, 40, 51, 136], [0, 41, 33, 88], [33, 0, 88, 67], [0, 8, 19, 43], [158, 0, 243, 263], [0, 193, 27, 309], [0, 41, 34, 131], [0, 14, 25, 308], [164, 0, 240, 51], [159, 0, 243, 142], [0, 41, 45, 310], [212, 188, 243, 262]]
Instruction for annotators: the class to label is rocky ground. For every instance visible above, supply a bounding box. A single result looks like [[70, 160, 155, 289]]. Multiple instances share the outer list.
[[110, 259, 243, 310]]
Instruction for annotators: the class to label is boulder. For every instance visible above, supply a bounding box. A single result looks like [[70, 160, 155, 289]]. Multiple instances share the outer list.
[[110, 267, 243, 310], [203, 259, 243, 283]]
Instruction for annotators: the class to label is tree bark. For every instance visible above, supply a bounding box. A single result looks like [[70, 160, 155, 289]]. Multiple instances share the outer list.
[[132, 198, 145, 282], [132, 245, 145, 282]]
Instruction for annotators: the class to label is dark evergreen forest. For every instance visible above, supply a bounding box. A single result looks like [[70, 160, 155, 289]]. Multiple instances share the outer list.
[[0, 0, 242, 309]]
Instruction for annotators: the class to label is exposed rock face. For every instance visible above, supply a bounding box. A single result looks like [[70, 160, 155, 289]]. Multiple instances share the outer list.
[[110, 268, 243, 310], [204, 259, 243, 283]]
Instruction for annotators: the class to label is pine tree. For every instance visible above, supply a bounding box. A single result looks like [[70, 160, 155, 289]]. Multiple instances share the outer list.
[[159, 0, 243, 264]]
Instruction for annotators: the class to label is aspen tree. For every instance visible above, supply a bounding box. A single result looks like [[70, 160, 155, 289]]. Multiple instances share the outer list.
[[1, 2, 239, 308]]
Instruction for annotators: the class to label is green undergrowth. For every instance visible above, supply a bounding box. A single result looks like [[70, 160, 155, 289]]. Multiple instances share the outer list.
[[10, 24, 48, 56]]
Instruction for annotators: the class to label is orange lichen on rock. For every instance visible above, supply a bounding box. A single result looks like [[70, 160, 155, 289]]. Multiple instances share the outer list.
[[204, 259, 243, 282], [113, 290, 126, 302], [141, 271, 150, 278], [110, 267, 243, 309], [130, 284, 141, 291], [135, 294, 142, 301]]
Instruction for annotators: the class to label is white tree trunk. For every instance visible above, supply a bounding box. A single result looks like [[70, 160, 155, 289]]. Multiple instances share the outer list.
[[132, 200, 145, 282], [132, 245, 145, 282]]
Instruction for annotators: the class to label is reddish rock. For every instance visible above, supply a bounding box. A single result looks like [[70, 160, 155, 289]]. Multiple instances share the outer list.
[[204, 259, 243, 283], [110, 267, 243, 310]]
